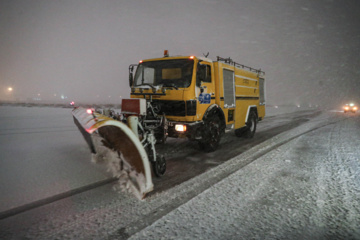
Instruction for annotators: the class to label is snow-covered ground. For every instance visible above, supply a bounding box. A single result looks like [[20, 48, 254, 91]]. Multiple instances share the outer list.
[[1, 105, 359, 239], [129, 111, 360, 240], [0, 106, 111, 212]]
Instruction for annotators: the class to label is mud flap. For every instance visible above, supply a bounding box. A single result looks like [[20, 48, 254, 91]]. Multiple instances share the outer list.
[[72, 107, 154, 200]]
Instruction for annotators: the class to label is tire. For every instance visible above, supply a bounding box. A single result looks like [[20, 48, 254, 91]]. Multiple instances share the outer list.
[[198, 115, 221, 152], [243, 111, 257, 138], [152, 154, 166, 177]]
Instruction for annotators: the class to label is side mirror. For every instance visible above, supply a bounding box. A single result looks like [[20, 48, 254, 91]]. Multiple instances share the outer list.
[[200, 83, 204, 93], [128, 64, 137, 87], [129, 72, 133, 87]]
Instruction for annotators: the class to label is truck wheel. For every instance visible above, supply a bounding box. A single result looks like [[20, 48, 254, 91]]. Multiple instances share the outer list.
[[199, 115, 221, 152], [152, 154, 166, 177], [244, 111, 257, 138]]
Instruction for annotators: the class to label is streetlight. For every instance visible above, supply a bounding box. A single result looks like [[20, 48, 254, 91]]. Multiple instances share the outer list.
[[5, 87, 14, 102]]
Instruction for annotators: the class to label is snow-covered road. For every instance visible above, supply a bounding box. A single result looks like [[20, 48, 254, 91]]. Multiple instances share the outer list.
[[1, 106, 359, 239]]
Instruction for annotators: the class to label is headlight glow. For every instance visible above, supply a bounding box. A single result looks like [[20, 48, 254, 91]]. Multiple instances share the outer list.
[[175, 124, 187, 132]]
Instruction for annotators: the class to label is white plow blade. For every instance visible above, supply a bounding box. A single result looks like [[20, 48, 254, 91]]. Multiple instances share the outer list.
[[72, 107, 154, 199]]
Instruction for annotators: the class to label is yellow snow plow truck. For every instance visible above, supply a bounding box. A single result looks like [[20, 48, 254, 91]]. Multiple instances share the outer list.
[[72, 51, 265, 199]]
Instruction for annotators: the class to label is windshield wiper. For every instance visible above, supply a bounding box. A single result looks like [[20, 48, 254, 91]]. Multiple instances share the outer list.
[[163, 84, 179, 90], [136, 83, 156, 90]]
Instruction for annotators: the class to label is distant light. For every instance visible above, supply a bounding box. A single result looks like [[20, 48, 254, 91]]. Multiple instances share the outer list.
[[8, 87, 13, 92], [190, 56, 195, 59], [70, 101, 75, 106], [139, 60, 143, 63], [86, 109, 93, 114]]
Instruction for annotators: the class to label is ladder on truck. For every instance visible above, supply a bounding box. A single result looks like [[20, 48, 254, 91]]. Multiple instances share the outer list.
[[216, 56, 265, 76]]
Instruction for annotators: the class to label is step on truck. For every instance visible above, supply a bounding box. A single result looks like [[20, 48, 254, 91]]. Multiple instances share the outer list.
[[72, 50, 265, 199]]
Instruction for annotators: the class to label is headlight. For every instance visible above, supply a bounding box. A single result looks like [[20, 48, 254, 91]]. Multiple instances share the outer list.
[[175, 124, 187, 132]]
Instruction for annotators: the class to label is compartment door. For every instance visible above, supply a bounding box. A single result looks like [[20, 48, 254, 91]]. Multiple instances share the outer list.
[[223, 69, 235, 108]]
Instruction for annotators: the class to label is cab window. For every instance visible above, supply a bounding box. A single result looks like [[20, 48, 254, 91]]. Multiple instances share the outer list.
[[197, 64, 212, 86]]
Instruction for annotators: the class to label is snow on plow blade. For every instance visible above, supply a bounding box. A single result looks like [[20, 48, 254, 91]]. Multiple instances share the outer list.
[[72, 107, 153, 200]]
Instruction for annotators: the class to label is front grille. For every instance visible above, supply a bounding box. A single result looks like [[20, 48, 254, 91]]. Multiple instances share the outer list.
[[186, 100, 196, 116], [151, 100, 197, 116], [152, 100, 186, 116]]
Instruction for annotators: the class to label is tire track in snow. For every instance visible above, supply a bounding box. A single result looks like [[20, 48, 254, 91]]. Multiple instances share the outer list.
[[0, 177, 118, 220]]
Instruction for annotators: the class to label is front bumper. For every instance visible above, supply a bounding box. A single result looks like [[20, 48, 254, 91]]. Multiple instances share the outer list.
[[167, 121, 203, 140]]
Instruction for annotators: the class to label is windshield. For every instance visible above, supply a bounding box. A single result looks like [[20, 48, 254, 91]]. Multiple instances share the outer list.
[[134, 59, 194, 88]]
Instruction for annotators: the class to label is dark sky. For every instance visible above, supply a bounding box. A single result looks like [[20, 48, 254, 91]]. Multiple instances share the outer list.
[[1, 0, 359, 107]]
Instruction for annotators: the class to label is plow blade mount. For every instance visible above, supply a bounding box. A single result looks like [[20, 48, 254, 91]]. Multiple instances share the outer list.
[[72, 107, 153, 200]]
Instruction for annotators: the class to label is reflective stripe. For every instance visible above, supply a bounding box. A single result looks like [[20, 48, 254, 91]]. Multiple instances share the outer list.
[[235, 75, 258, 81], [235, 85, 258, 89]]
